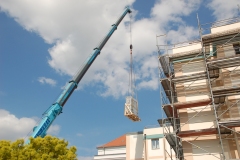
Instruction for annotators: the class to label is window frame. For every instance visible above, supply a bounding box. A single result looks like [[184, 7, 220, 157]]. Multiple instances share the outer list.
[[233, 43, 240, 55], [151, 138, 160, 150]]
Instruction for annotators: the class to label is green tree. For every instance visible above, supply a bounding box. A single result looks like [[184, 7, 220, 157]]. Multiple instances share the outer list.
[[0, 140, 11, 160], [0, 135, 77, 160]]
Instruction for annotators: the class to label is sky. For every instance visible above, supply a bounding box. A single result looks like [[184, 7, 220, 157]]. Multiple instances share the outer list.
[[0, 0, 239, 159]]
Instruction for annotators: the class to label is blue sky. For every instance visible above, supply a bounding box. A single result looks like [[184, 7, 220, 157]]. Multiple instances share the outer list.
[[0, 0, 239, 159]]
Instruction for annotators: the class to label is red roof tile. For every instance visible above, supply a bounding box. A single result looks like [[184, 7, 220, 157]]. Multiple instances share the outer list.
[[97, 134, 126, 148]]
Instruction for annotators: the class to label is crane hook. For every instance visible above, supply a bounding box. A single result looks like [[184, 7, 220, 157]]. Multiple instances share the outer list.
[[130, 44, 133, 49]]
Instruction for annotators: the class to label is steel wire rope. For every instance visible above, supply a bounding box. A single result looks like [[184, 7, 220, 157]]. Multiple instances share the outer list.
[[127, 11, 137, 99]]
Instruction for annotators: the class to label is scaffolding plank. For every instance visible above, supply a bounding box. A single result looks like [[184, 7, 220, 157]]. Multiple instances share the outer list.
[[219, 117, 240, 128], [161, 78, 177, 103], [172, 72, 207, 83], [177, 128, 231, 138], [162, 105, 177, 118], [159, 55, 171, 77], [163, 99, 211, 110], [207, 55, 240, 69], [178, 128, 217, 137], [162, 106, 180, 131], [212, 86, 240, 97]]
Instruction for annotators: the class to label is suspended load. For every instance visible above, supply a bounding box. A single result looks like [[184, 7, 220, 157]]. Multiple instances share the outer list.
[[124, 96, 140, 121]]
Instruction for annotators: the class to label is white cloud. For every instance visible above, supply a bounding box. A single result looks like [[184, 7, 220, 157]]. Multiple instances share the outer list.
[[38, 77, 57, 86], [208, 0, 239, 20], [0, 0, 202, 98], [47, 124, 60, 135], [0, 109, 60, 141], [167, 25, 199, 44], [76, 133, 83, 137], [0, 109, 36, 141], [151, 0, 201, 25]]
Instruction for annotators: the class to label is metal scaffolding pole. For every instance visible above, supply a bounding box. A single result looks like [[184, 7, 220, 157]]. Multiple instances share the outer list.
[[197, 14, 226, 160]]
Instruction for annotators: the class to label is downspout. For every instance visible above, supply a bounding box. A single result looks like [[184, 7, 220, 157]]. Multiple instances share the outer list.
[[144, 134, 147, 160], [163, 137, 166, 160]]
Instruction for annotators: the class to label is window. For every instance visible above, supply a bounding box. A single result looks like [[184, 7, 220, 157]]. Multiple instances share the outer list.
[[151, 139, 159, 149], [233, 43, 240, 54]]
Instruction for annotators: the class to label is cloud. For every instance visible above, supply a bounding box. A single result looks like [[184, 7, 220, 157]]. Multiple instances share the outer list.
[[167, 25, 199, 44], [38, 77, 57, 86], [76, 133, 83, 137], [0, 109, 36, 141], [208, 0, 239, 20], [0, 0, 202, 98], [47, 124, 60, 135], [0, 109, 60, 141], [151, 0, 201, 25]]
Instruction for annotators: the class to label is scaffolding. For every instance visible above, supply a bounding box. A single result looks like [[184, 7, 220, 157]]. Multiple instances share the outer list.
[[157, 17, 240, 160]]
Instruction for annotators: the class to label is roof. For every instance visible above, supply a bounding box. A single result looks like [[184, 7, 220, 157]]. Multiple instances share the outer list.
[[97, 134, 126, 148]]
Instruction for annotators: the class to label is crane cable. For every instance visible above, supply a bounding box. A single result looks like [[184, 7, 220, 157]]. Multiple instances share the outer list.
[[128, 12, 136, 99], [129, 12, 133, 97]]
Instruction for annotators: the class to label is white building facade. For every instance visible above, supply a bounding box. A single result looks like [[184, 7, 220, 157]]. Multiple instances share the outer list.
[[94, 127, 175, 160], [94, 134, 126, 160]]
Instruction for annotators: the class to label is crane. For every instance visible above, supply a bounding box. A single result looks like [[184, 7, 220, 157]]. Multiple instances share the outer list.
[[27, 6, 132, 142]]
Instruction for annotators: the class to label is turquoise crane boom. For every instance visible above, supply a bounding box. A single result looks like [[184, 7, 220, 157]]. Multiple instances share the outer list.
[[28, 7, 132, 142]]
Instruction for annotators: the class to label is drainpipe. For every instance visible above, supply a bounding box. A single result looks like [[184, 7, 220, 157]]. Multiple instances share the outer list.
[[144, 134, 147, 160], [163, 137, 166, 160]]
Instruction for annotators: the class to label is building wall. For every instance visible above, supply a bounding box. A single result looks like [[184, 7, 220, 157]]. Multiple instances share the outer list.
[[126, 132, 144, 160], [144, 127, 175, 160], [94, 146, 126, 160], [144, 128, 162, 160], [174, 57, 214, 132], [125, 127, 175, 160], [94, 154, 126, 160], [95, 128, 172, 160], [97, 146, 126, 155]]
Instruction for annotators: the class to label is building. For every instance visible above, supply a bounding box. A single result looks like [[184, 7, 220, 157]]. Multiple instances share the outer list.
[[94, 134, 126, 160], [158, 17, 240, 159], [94, 127, 175, 160]]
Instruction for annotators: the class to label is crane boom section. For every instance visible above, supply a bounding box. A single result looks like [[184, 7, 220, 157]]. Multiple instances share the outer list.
[[29, 7, 131, 140]]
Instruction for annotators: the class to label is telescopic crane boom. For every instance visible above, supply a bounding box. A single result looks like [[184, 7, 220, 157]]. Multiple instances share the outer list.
[[28, 7, 132, 142]]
